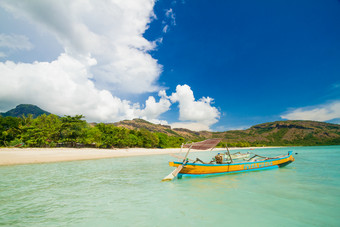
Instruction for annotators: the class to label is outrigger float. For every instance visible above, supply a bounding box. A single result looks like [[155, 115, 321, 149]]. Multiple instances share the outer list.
[[162, 139, 295, 181]]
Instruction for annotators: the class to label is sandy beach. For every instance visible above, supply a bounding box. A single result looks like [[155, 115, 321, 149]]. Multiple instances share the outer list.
[[0, 147, 261, 166], [0, 147, 220, 166]]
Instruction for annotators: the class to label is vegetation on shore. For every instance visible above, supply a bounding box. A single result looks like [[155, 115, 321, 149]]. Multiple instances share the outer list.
[[1, 104, 340, 148], [0, 114, 184, 148]]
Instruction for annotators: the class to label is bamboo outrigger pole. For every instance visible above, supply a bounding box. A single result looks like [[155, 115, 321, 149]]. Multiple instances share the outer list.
[[162, 144, 193, 181]]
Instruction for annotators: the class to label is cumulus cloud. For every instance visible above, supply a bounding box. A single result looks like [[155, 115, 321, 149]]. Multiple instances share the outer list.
[[0, 0, 172, 123], [168, 85, 220, 131], [0, 0, 161, 94], [0, 54, 170, 123], [281, 101, 340, 122], [136, 91, 171, 124], [0, 1, 221, 130]]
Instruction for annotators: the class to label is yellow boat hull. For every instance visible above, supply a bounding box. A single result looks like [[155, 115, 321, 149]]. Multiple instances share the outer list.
[[169, 151, 295, 178]]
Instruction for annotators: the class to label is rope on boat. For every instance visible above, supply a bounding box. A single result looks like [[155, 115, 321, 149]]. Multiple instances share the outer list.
[[246, 154, 274, 161], [193, 158, 218, 164], [192, 151, 282, 164]]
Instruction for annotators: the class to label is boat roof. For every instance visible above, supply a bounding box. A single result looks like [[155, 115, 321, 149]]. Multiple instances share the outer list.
[[183, 138, 222, 150]]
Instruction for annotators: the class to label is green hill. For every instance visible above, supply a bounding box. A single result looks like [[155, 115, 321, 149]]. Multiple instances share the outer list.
[[0, 104, 51, 118], [1, 104, 339, 146], [115, 119, 340, 146], [114, 118, 204, 140], [210, 120, 340, 146]]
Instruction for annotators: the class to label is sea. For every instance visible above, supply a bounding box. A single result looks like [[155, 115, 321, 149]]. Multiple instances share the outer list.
[[1, 146, 339, 227]]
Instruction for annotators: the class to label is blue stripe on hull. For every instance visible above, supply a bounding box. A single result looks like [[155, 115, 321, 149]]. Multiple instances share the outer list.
[[177, 165, 279, 179]]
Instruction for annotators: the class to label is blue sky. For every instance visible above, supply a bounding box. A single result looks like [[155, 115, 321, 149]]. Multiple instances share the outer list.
[[0, 0, 340, 131]]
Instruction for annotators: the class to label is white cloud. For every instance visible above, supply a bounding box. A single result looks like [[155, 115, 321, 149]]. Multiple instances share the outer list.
[[162, 8, 176, 33], [162, 25, 169, 33], [168, 84, 220, 131], [215, 125, 250, 131], [0, 0, 161, 95], [281, 101, 340, 122], [171, 122, 210, 131], [0, 55, 219, 128], [0, 0, 174, 123], [0, 33, 33, 50], [0, 1, 222, 130], [165, 8, 176, 25], [137, 92, 171, 122], [0, 54, 169, 123]]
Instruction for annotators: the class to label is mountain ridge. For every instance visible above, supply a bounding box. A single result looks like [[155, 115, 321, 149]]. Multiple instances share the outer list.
[[114, 119, 340, 146], [0, 104, 51, 118], [2, 104, 340, 146]]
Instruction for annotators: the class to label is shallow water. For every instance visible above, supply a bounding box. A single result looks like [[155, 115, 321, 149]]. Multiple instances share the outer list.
[[1, 146, 339, 226]]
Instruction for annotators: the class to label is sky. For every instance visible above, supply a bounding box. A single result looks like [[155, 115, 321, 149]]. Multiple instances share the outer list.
[[0, 0, 340, 131]]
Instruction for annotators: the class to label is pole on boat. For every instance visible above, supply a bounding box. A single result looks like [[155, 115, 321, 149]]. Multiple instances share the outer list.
[[226, 142, 233, 163], [162, 143, 193, 182], [169, 153, 195, 162], [162, 139, 222, 181], [176, 143, 184, 161]]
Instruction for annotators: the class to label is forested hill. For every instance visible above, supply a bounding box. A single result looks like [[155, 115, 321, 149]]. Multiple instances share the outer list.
[[0, 104, 50, 118], [213, 120, 340, 146], [114, 119, 205, 140], [115, 119, 340, 146], [1, 104, 340, 147]]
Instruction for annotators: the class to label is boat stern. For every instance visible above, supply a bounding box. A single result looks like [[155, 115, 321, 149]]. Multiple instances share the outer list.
[[169, 161, 175, 167]]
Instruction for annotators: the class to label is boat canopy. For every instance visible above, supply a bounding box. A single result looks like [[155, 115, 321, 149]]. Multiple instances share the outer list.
[[183, 138, 221, 150]]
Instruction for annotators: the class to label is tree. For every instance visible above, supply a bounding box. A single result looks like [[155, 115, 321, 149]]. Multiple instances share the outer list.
[[156, 132, 169, 148], [79, 126, 103, 147], [20, 114, 62, 147], [168, 136, 185, 148], [59, 115, 87, 147], [128, 131, 143, 147], [138, 128, 159, 148], [0, 116, 22, 146], [0, 114, 187, 148]]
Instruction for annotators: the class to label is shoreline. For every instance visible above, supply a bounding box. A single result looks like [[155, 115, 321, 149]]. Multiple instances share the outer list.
[[0, 147, 277, 166]]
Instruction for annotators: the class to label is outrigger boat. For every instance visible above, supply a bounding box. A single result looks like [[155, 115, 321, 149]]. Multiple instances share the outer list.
[[162, 139, 295, 181]]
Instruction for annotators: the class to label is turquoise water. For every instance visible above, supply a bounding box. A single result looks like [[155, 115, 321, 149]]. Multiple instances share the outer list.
[[1, 146, 339, 226]]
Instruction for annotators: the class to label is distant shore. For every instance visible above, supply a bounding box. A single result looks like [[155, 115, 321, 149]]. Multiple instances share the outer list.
[[0, 147, 276, 166]]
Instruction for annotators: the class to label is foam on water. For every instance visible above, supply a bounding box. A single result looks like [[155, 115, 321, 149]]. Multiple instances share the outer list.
[[1, 146, 339, 226]]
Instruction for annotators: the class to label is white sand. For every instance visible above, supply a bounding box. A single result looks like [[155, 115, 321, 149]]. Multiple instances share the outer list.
[[0, 147, 268, 166]]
